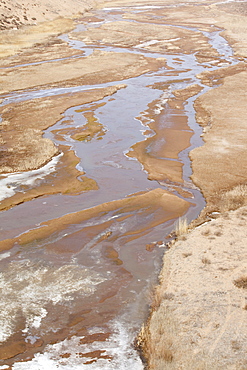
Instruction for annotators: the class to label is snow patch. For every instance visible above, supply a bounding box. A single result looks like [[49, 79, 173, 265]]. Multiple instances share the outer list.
[[0, 153, 63, 201]]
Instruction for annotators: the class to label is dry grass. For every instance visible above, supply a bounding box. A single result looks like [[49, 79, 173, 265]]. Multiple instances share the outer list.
[[137, 304, 176, 370], [183, 252, 192, 258], [219, 184, 247, 212], [201, 228, 210, 236], [137, 301, 217, 370], [214, 230, 223, 236], [150, 285, 164, 312], [233, 276, 247, 289], [175, 217, 188, 237], [202, 257, 211, 265], [136, 257, 176, 369]]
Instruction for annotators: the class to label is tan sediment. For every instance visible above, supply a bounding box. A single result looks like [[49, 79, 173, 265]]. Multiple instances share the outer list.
[[0, 146, 98, 212], [127, 84, 202, 184], [71, 20, 219, 59], [127, 103, 191, 184], [52, 101, 107, 142], [171, 84, 203, 101], [120, 0, 247, 59], [0, 0, 246, 367], [0, 37, 83, 68], [190, 70, 247, 204], [213, 2, 247, 59], [196, 62, 247, 87], [0, 188, 190, 252], [0, 50, 166, 95], [0, 18, 76, 59], [53, 109, 106, 143], [71, 111, 106, 142], [0, 84, 125, 174]]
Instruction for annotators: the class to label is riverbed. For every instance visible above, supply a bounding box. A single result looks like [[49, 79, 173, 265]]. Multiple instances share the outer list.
[[0, 1, 240, 368]]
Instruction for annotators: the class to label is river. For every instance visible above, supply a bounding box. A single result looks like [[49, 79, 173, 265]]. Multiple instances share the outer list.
[[0, 2, 237, 369]]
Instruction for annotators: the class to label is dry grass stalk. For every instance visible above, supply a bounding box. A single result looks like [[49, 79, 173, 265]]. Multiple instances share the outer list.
[[175, 217, 188, 237], [136, 323, 151, 359], [202, 257, 211, 265], [136, 298, 176, 368], [150, 284, 164, 312], [219, 184, 247, 212]]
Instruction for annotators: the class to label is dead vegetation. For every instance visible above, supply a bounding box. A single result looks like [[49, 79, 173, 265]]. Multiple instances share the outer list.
[[175, 217, 188, 237], [218, 184, 247, 212], [201, 257, 211, 265], [136, 305, 176, 370], [191, 184, 247, 230], [233, 276, 247, 289]]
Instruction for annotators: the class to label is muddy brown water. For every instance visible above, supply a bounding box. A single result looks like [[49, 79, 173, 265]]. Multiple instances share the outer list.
[[0, 4, 237, 369]]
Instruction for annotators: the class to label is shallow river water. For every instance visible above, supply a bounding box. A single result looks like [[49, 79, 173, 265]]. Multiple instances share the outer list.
[[0, 3, 238, 369]]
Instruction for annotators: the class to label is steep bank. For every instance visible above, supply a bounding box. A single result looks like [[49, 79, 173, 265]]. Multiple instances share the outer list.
[[140, 1, 247, 369]]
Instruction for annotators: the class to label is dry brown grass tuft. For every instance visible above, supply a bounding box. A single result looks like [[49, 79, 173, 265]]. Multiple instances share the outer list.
[[183, 252, 192, 258], [136, 302, 177, 369], [233, 276, 247, 289], [136, 323, 150, 359], [219, 184, 247, 212], [156, 345, 173, 363], [202, 257, 211, 265], [150, 286, 164, 312], [201, 228, 210, 236], [214, 230, 222, 237], [175, 217, 188, 237]]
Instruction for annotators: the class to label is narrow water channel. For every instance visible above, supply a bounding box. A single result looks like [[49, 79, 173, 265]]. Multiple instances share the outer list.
[[0, 3, 237, 369]]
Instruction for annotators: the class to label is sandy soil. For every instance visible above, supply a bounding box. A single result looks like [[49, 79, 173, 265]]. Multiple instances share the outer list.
[[142, 206, 247, 370], [120, 0, 247, 59], [138, 1, 247, 369], [0, 186, 190, 363]]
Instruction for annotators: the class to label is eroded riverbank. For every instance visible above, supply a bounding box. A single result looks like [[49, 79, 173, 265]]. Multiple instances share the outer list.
[[0, 0, 246, 369]]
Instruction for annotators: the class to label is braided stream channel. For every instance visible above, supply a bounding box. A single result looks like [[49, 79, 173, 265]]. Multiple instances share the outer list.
[[0, 2, 239, 368]]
